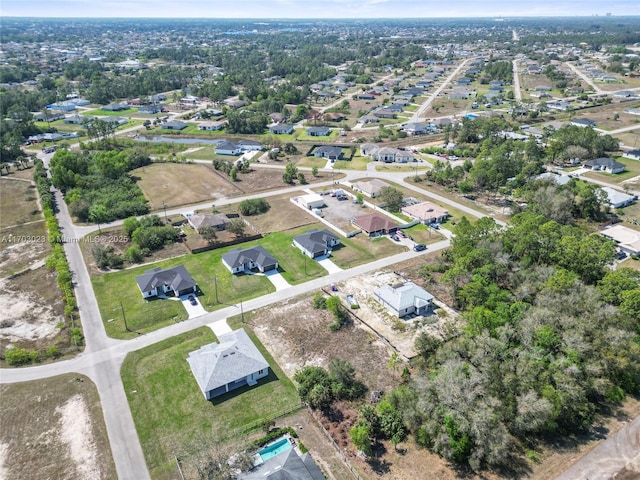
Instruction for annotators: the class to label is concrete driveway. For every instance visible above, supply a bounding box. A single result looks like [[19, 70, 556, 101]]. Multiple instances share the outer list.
[[264, 270, 291, 291], [180, 294, 207, 318], [207, 318, 232, 337], [317, 255, 343, 274]]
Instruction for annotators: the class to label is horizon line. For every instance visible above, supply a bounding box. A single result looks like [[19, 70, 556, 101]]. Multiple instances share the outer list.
[[3, 14, 639, 19]]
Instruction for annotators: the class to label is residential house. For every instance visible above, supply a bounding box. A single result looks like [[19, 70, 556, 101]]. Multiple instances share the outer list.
[[46, 101, 77, 112], [402, 122, 429, 135], [237, 139, 263, 152], [373, 108, 396, 119], [601, 187, 637, 209], [623, 149, 640, 161], [138, 104, 162, 114], [360, 144, 413, 163], [584, 157, 625, 174], [269, 124, 295, 135], [600, 225, 640, 256], [63, 114, 92, 124], [35, 112, 65, 122], [570, 118, 596, 128], [373, 281, 434, 317], [187, 213, 230, 232], [357, 93, 375, 100], [135, 265, 197, 298], [352, 179, 391, 198], [293, 229, 340, 258], [102, 103, 128, 112], [314, 146, 343, 161], [187, 329, 269, 400], [358, 115, 379, 124], [100, 117, 128, 126], [162, 120, 187, 130], [306, 126, 331, 137], [198, 121, 226, 131], [401, 201, 449, 224], [239, 446, 324, 480], [222, 246, 278, 274], [225, 99, 246, 109], [352, 213, 398, 236], [215, 141, 241, 156], [323, 112, 346, 122]]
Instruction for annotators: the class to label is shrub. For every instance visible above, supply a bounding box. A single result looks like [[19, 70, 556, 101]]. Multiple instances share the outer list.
[[4, 347, 38, 365], [238, 198, 270, 216], [312, 291, 327, 309]]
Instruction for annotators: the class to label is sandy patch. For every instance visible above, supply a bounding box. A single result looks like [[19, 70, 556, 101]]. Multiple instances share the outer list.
[[55, 394, 101, 480], [0, 278, 61, 342], [0, 442, 8, 480]]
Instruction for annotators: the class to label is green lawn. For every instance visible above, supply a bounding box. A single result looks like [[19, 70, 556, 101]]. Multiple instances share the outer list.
[[331, 234, 405, 269], [121, 327, 299, 480], [92, 247, 273, 339], [258, 229, 326, 284], [83, 108, 138, 116], [296, 130, 339, 141], [334, 154, 371, 171]]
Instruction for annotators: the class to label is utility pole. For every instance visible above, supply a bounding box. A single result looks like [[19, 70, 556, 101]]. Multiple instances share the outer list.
[[120, 300, 129, 331], [163, 201, 168, 224], [214, 276, 219, 304], [304, 254, 307, 276], [240, 297, 245, 323]]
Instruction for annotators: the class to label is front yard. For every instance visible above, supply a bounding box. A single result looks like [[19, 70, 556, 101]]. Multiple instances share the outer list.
[[121, 327, 299, 480]]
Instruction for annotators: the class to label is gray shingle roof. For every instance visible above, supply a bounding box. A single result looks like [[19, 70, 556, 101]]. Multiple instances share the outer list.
[[187, 329, 269, 395], [222, 246, 278, 269], [375, 281, 433, 313], [294, 229, 339, 256], [135, 265, 196, 294], [240, 447, 325, 480]]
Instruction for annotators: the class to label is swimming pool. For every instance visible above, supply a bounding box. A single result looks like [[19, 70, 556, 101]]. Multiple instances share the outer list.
[[258, 437, 293, 462]]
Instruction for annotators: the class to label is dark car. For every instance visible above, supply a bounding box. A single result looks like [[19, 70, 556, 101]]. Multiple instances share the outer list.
[[413, 243, 427, 252], [188, 295, 198, 306], [391, 234, 400, 242]]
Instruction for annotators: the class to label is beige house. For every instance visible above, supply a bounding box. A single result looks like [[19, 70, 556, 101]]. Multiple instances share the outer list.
[[401, 201, 449, 224]]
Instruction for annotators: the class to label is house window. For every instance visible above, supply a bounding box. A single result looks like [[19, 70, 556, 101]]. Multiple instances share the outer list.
[[258, 369, 264, 375]]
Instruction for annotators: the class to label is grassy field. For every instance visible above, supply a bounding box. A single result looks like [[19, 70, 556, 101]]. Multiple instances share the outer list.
[[295, 130, 339, 141], [132, 162, 241, 210], [0, 374, 116, 480], [294, 156, 329, 169], [375, 162, 430, 173], [334, 154, 371, 170], [83, 107, 138, 116], [0, 178, 41, 228], [121, 327, 299, 480], [582, 157, 640, 184], [92, 245, 274, 338], [331, 234, 405, 269]]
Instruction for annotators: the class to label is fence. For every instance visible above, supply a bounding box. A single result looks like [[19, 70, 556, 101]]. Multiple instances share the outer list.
[[239, 402, 305, 435], [307, 406, 363, 480]]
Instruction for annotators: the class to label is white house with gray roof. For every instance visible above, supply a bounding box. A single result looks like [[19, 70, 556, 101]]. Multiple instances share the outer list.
[[293, 229, 340, 258], [239, 447, 324, 480], [135, 265, 197, 298], [187, 329, 269, 400], [374, 281, 434, 318], [222, 246, 278, 274]]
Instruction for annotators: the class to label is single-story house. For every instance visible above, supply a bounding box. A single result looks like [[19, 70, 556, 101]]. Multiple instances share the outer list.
[[601, 187, 637, 209], [238, 445, 324, 480], [188, 213, 230, 232], [534, 172, 572, 186], [293, 229, 340, 258], [600, 225, 640, 255], [162, 120, 188, 130], [298, 193, 325, 210], [269, 124, 295, 135], [401, 201, 449, 224], [402, 122, 429, 135], [237, 139, 263, 152], [222, 246, 278, 274], [225, 99, 246, 109], [138, 104, 162, 114], [357, 93, 375, 100], [215, 141, 241, 156], [571, 118, 596, 128], [359, 115, 379, 124], [198, 121, 226, 131], [102, 103, 128, 111], [35, 112, 65, 122], [584, 157, 625, 174], [314, 145, 343, 161], [187, 329, 269, 400], [623, 149, 640, 161], [64, 114, 93, 124], [352, 179, 391, 198], [373, 108, 396, 119], [135, 265, 197, 298], [352, 213, 398, 237], [324, 112, 346, 122], [374, 281, 434, 318], [100, 117, 128, 126], [306, 126, 331, 137], [46, 101, 77, 112]]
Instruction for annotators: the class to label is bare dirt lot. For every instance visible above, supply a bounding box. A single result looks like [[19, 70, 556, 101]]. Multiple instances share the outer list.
[[0, 374, 116, 479]]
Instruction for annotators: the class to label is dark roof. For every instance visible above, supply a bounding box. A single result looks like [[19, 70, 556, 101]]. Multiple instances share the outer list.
[[163, 120, 187, 129], [353, 213, 398, 233], [626, 149, 640, 157], [294, 229, 340, 256], [269, 124, 294, 134], [571, 118, 596, 126], [222, 246, 278, 269], [135, 265, 196, 293], [315, 146, 343, 158], [306, 126, 331, 135], [585, 157, 625, 169], [240, 447, 325, 480]]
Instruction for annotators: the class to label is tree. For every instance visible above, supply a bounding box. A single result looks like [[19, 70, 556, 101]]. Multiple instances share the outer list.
[[226, 218, 246, 237], [283, 162, 298, 184], [297, 172, 306, 184], [199, 227, 218, 243], [229, 167, 238, 182], [238, 198, 270, 216], [311, 166, 319, 177], [377, 186, 404, 212]]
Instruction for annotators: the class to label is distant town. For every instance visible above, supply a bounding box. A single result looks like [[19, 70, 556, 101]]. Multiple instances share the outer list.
[[1, 16, 639, 480]]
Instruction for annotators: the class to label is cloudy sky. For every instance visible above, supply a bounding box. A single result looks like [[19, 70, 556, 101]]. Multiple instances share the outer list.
[[1, 0, 635, 18]]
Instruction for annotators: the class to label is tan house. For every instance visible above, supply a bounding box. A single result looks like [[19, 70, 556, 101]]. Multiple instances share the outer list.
[[401, 201, 449, 224]]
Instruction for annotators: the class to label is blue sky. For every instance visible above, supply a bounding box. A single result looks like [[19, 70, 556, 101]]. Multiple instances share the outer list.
[[1, 0, 636, 18]]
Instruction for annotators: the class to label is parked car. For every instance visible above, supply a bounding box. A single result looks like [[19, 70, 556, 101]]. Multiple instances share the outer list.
[[396, 230, 406, 238], [391, 234, 400, 242], [430, 223, 440, 230], [188, 295, 198, 306], [413, 243, 427, 252]]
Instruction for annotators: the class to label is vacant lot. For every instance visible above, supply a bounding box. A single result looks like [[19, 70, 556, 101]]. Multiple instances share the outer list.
[[132, 162, 241, 210], [121, 327, 299, 480], [0, 374, 116, 480], [0, 178, 41, 229]]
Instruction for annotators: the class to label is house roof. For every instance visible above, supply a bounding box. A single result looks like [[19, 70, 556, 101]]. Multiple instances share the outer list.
[[375, 281, 434, 313], [135, 265, 196, 294], [534, 172, 571, 186], [187, 329, 269, 395], [315, 146, 343, 157], [353, 179, 391, 195], [600, 225, 640, 254], [188, 213, 229, 230], [624, 149, 640, 158], [353, 213, 398, 233], [163, 120, 187, 129], [571, 118, 596, 126], [306, 126, 331, 135], [401, 201, 449, 220], [601, 187, 636, 207], [216, 141, 239, 151], [585, 157, 625, 170], [294, 229, 339, 256], [222, 246, 278, 269], [239, 448, 325, 480]]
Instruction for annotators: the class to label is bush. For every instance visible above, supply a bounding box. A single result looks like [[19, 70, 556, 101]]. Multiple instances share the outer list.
[[238, 198, 270, 216], [312, 291, 327, 309], [4, 347, 38, 365]]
